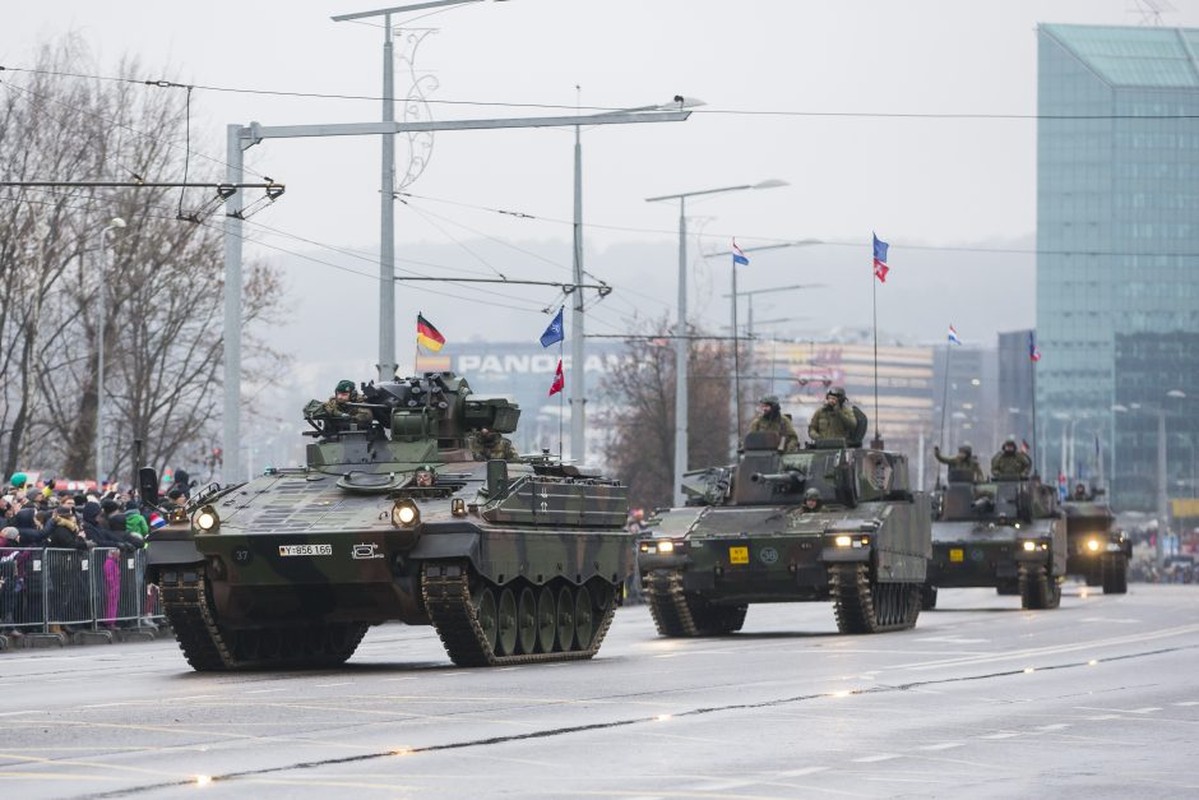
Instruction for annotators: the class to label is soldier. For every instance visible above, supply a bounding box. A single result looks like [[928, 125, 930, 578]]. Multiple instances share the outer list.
[[321, 379, 373, 428], [800, 487, 823, 513], [807, 386, 858, 443], [470, 428, 519, 461], [991, 437, 1033, 479], [1073, 483, 1089, 501], [748, 395, 800, 453], [413, 465, 435, 487], [934, 442, 986, 483]]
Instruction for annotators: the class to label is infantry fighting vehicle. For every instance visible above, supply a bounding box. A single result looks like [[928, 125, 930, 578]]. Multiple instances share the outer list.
[[636, 425, 932, 636], [1061, 487, 1129, 594], [922, 468, 1066, 610], [144, 372, 631, 671]]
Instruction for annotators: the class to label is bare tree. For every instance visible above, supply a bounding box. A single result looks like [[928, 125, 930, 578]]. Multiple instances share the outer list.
[[0, 36, 285, 484], [599, 318, 733, 510]]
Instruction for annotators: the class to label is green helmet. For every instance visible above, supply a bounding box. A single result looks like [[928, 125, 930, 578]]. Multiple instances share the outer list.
[[335, 379, 355, 393], [760, 395, 780, 406], [827, 386, 846, 400], [804, 488, 821, 501]]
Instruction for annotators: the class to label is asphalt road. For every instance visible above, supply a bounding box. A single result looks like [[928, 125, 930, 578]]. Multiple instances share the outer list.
[[2, 583, 1197, 799]]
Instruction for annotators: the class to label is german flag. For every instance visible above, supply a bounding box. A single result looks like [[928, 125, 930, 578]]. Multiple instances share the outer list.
[[416, 313, 445, 352]]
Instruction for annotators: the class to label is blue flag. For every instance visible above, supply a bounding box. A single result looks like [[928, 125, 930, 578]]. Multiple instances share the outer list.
[[539, 308, 564, 347]]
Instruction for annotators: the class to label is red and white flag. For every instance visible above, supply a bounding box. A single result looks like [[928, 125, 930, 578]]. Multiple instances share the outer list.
[[548, 359, 565, 396]]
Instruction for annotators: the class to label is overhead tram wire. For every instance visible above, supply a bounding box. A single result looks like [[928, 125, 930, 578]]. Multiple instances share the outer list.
[[7, 65, 1199, 120]]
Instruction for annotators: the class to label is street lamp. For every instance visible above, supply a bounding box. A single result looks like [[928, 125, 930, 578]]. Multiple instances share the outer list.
[[708, 239, 819, 443], [96, 216, 126, 487], [646, 179, 787, 506], [1113, 388, 1186, 567]]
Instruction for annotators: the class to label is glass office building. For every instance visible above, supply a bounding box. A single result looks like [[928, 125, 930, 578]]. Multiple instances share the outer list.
[[1037, 23, 1199, 512]]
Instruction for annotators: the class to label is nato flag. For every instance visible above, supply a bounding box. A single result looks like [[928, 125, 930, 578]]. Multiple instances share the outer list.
[[540, 307, 565, 347]]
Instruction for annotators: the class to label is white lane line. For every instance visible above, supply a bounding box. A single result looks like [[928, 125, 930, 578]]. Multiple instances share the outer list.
[[853, 754, 901, 763], [1084, 714, 1122, 721], [0, 710, 38, 718], [244, 688, 285, 694], [1035, 723, 1071, 732], [979, 732, 1021, 739], [919, 742, 964, 751], [1174, 701, 1199, 707], [699, 766, 828, 792], [1125, 707, 1163, 714], [313, 682, 352, 688]]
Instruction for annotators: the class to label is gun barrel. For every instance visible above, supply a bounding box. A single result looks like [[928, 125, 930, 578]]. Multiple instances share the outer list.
[[750, 472, 804, 489]]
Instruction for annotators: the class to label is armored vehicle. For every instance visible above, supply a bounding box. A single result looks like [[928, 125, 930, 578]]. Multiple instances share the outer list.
[[636, 428, 932, 636], [1061, 487, 1129, 594], [922, 468, 1066, 610], [144, 372, 630, 671]]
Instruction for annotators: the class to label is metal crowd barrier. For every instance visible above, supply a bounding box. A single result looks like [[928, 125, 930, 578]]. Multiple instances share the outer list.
[[0, 547, 166, 645]]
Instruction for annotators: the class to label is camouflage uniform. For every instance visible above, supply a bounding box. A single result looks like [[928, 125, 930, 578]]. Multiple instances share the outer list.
[[807, 404, 857, 442], [749, 412, 800, 454], [991, 447, 1032, 479], [471, 431, 520, 461], [934, 447, 986, 483], [320, 382, 373, 427]]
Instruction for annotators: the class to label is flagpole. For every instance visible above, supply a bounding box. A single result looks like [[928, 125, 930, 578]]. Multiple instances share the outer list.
[[871, 252, 880, 446], [732, 253, 741, 445], [1030, 337, 1039, 479], [558, 341, 565, 462], [412, 312, 420, 377], [938, 340, 952, 450]]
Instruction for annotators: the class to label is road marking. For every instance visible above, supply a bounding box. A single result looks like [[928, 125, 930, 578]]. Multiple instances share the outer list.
[[979, 732, 1020, 739], [1174, 701, 1199, 707], [779, 767, 831, 777], [1035, 723, 1071, 732], [244, 688, 285, 694], [1083, 714, 1122, 721], [1124, 707, 1162, 714], [313, 682, 352, 688], [699, 766, 828, 792], [853, 753, 901, 763], [919, 742, 964, 751]]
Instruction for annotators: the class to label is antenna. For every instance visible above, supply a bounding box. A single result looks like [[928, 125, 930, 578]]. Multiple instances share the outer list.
[[1131, 0, 1176, 26]]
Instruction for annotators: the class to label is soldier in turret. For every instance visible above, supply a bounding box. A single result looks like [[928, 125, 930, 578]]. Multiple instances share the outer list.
[[800, 487, 823, 513], [934, 442, 986, 483], [320, 379, 373, 427], [807, 386, 857, 443], [748, 395, 800, 453], [991, 437, 1032, 480], [470, 428, 519, 461]]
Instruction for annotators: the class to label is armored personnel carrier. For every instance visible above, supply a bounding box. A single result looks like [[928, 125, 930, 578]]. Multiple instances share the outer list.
[[144, 372, 631, 671], [636, 428, 932, 636], [1061, 486, 1129, 594], [922, 468, 1066, 610]]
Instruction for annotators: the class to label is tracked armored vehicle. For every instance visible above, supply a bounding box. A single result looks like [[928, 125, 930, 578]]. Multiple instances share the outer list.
[[1061, 487, 1129, 594], [144, 372, 630, 670], [636, 429, 932, 636], [922, 468, 1066, 610]]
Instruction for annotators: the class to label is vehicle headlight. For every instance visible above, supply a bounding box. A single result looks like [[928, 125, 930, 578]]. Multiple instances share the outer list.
[[834, 534, 854, 548], [832, 534, 871, 548], [658, 540, 675, 554], [1085, 538, 1101, 553], [194, 505, 220, 533], [391, 499, 420, 528]]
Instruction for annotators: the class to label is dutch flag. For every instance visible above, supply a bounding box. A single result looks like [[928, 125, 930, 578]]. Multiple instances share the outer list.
[[948, 325, 962, 345], [732, 240, 749, 266]]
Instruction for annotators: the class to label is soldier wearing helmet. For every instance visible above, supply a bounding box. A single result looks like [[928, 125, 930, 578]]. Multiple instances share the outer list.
[[321, 379, 373, 427], [800, 487, 823, 513], [748, 394, 799, 453], [991, 436, 1032, 479], [933, 441, 985, 483], [807, 386, 857, 443]]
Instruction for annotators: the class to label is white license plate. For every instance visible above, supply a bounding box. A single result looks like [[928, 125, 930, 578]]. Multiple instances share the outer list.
[[278, 544, 333, 557]]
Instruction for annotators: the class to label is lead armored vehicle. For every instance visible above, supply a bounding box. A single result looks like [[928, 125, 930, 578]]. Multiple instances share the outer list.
[[637, 428, 932, 636], [1061, 486, 1129, 594], [922, 468, 1066, 610], [144, 372, 631, 670]]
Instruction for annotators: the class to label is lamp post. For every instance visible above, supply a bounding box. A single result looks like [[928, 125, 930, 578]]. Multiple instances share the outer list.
[[96, 217, 126, 488], [1113, 388, 1186, 567], [646, 180, 787, 506], [708, 239, 821, 444]]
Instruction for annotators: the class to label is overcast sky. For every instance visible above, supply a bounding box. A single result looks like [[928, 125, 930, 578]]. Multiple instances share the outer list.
[[7, 1, 1199, 369]]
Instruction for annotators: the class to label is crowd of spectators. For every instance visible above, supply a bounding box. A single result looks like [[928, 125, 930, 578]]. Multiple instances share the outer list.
[[0, 470, 189, 639]]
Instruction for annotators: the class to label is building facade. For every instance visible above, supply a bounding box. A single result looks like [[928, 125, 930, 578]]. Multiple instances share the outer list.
[[1037, 23, 1199, 512]]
